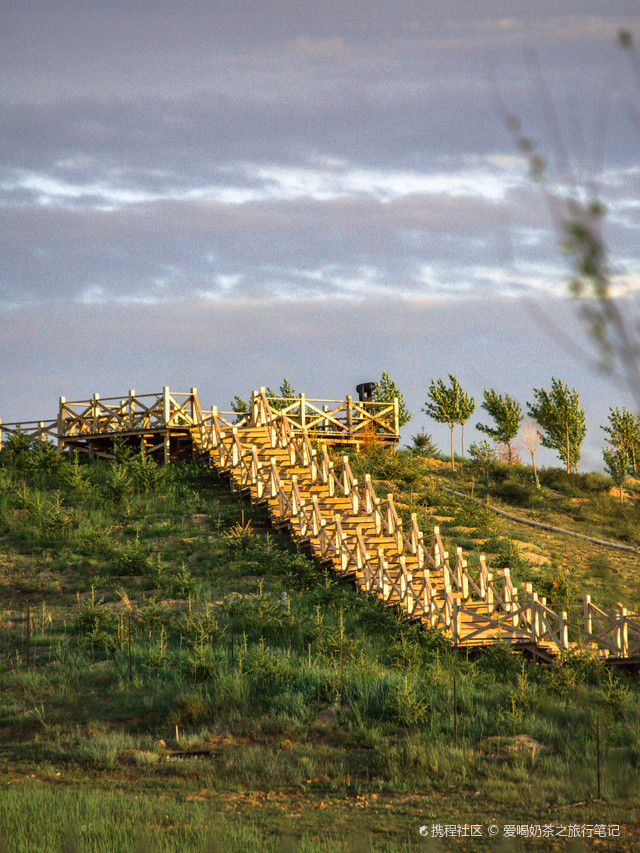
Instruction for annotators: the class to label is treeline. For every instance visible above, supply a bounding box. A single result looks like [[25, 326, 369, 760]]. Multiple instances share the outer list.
[[416, 373, 638, 498]]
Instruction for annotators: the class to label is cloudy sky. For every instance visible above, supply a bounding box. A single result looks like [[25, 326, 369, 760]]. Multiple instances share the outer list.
[[1, 1, 639, 469]]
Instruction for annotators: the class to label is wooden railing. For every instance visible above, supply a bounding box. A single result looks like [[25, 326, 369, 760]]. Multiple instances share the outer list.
[[58, 387, 203, 437], [4, 384, 638, 661], [250, 388, 399, 444], [0, 418, 59, 449], [204, 389, 640, 661]]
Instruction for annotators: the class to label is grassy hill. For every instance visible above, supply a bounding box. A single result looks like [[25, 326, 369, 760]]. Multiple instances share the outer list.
[[1, 436, 640, 851]]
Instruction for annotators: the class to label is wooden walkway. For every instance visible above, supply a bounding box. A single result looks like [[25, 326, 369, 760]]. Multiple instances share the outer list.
[[2, 386, 639, 664], [197, 388, 640, 666], [0, 387, 399, 461]]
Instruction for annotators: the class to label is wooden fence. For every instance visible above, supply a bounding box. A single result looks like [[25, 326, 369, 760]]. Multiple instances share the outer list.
[[250, 390, 399, 445], [202, 387, 640, 662]]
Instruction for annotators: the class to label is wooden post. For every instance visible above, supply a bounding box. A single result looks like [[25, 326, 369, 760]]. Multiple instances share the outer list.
[[393, 397, 399, 437], [451, 598, 459, 645], [162, 386, 170, 426], [617, 605, 629, 657], [190, 387, 198, 423], [479, 555, 487, 599], [128, 390, 136, 428], [57, 397, 66, 448], [584, 594, 592, 636], [532, 592, 540, 640], [346, 395, 353, 436], [38, 422, 45, 443], [300, 393, 306, 430], [561, 611, 569, 649], [93, 393, 100, 432]]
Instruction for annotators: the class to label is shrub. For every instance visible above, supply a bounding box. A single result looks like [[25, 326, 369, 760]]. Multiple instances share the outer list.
[[497, 476, 538, 505], [389, 675, 430, 726], [112, 538, 150, 576], [169, 692, 211, 725], [410, 429, 439, 457]]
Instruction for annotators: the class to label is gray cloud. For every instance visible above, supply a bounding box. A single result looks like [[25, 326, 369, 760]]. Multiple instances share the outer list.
[[1, 1, 639, 471]]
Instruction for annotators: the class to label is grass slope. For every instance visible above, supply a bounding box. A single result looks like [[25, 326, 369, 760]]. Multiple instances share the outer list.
[[0, 437, 639, 851]]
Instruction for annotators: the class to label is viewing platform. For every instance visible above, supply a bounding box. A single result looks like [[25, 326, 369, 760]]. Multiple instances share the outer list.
[[0, 386, 400, 462]]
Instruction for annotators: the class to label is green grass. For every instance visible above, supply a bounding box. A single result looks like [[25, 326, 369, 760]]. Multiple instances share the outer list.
[[1, 438, 640, 850]]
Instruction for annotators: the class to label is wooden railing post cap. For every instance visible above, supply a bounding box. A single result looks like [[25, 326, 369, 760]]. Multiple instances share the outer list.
[[59, 396, 65, 403]]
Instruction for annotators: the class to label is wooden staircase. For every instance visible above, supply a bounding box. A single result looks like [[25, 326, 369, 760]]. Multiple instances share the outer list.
[[193, 388, 640, 665], [5, 384, 638, 664]]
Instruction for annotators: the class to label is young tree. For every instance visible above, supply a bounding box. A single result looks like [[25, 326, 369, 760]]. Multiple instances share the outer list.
[[521, 418, 541, 488], [603, 444, 629, 503], [476, 389, 523, 462], [468, 439, 496, 482], [423, 374, 475, 471], [265, 378, 297, 412], [602, 406, 640, 477], [457, 389, 476, 460], [230, 395, 249, 424], [527, 377, 586, 473], [410, 428, 438, 456], [371, 371, 413, 427]]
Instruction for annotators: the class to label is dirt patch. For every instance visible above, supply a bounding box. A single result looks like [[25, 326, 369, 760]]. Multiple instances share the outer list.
[[522, 552, 551, 565], [512, 541, 551, 565], [486, 734, 547, 758]]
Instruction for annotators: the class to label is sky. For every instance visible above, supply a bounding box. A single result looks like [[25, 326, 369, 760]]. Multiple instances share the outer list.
[[1, 1, 639, 470]]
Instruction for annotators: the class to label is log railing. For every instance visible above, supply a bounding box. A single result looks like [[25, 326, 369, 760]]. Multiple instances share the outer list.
[[7, 384, 637, 660], [58, 387, 202, 437], [0, 418, 59, 449], [250, 388, 399, 444], [209, 389, 640, 660]]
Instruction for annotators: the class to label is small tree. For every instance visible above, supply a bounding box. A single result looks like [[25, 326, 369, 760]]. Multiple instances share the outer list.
[[468, 440, 496, 482], [410, 428, 438, 456], [457, 389, 476, 460], [602, 406, 640, 477], [371, 371, 412, 427], [476, 389, 523, 462], [521, 419, 541, 488], [527, 378, 586, 473], [230, 395, 249, 424], [603, 444, 629, 503], [265, 378, 297, 412], [423, 374, 475, 471]]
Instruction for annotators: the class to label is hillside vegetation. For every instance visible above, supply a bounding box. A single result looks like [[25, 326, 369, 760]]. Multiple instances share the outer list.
[[1, 436, 640, 851]]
